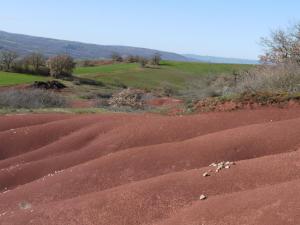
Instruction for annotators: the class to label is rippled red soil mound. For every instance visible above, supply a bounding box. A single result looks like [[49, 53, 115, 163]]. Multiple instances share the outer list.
[[1, 108, 300, 225]]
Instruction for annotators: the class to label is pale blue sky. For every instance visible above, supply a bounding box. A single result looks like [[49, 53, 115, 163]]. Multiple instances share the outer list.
[[1, 0, 300, 59]]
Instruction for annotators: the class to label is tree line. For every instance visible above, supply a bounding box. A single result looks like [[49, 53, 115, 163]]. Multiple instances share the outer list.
[[0, 51, 75, 78], [0, 51, 162, 77], [110, 52, 161, 67]]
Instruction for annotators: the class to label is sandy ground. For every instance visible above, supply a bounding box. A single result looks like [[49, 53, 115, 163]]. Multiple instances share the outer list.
[[0, 107, 300, 224]]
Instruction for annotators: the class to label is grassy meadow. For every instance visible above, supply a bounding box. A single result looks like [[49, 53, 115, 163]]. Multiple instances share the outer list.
[[73, 61, 251, 90], [0, 71, 47, 86], [0, 61, 251, 89]]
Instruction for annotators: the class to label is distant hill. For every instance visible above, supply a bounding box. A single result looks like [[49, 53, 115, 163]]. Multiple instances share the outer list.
[[184, 54, 259, 65], [0, 30, 188, 61], [0, 30, 260, 64]]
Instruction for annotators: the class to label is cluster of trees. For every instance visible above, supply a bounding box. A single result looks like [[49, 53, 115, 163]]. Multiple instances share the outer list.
[[0, 51, 75, 78], [0, 50, 163, 77], [111, 52, 162, 67], [47, 55, 75, 77], [260, 23, 300, 65]]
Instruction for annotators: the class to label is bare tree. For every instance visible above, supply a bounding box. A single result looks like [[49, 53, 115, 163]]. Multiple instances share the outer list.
[[46, 55, 75, 78], [0, 51, 18, 71], [125, 55, 139, 63], [111, 52, 123, 62], [150, 53, 161, 65], [24, 53, 46, 72], [260, 23, 300, 65], [138, 57, 148, 68]]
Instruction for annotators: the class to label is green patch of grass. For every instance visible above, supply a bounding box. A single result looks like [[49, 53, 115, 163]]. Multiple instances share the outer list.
[[0, 71, 47, 86], [162, 61, 252, 76], [74, 61, 251, 91], [74, 63, 139, 76], [95, 68, 186, 90]]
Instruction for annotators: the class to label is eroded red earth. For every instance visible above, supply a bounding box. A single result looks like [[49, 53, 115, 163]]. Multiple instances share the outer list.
[[0, 108, 300, 224]]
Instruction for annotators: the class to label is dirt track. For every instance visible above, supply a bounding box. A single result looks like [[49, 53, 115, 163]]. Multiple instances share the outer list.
[[0, 108, 300, 224]]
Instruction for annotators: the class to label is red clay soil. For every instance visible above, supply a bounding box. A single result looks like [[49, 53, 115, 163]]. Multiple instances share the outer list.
[[1, 107, 300, 224], [0, 84, 29, 92], [70, 99, 96, 108], [146, 97, 183, 106]]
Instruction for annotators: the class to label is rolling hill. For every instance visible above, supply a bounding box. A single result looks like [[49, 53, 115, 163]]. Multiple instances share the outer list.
[[1, 108, 300, 224], [0, 30, 188, 61], [0, 30, 258, 64]]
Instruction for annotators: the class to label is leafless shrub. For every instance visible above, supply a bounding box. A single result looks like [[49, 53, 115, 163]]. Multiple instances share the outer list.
[[150, 53, 161, 66], [124, 55, 139, 63], [233, 22, 300, 96], [24, 52, 46, 73], [0, 89, 68, 108], [155, 82, 178, 97], [111, 52, 123, 62], [76, 60, 114, 67], [46, 55, 75, 78], [179, 64, 300, 102], [179, 75, 229, 101], [107, 88, 146, 109], [260, 23, 300, 65], [0, 51, 18, 71], [138, 57, 148, 68], [234, 64, 300, 94]]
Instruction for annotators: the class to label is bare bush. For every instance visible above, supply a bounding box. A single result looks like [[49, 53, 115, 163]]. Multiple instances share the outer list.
[[24, 53, 46, 73], [76, 60, 114, 67], [11, 53, 49, 75], [138, 57, 148, 68], [185, 64, 300, 102], [124, 55, 139, 63], [156, 82, 178, 97], [233, 22, 300, 97], [179, 75, 229, 100], [260, 23, 300, 65], [0, 51, 18, 71], [107, 89, 146, 109], [234, 64, 300, 94], [150, 53, 161, 66], [46, 55, 75, 78], [111, 52, 123, 62], [0, 89, 68, 108]]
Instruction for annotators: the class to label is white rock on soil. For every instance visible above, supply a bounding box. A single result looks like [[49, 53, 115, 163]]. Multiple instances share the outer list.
[[203, 172, 210, 177], [199, 194, 207, 200]]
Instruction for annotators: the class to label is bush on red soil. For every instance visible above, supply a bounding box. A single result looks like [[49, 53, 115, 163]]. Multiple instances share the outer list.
[[32, 80, 66, 90], [77, 60, 114, 67], [0, 89, 68, 108], [195, 92, 300, 112], [107, 88, 148, 109]]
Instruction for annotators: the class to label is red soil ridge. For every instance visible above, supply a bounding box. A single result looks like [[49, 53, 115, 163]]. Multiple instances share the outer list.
[[1, 107, 300, 224]]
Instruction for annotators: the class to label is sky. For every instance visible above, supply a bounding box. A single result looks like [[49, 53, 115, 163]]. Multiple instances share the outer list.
[[1, 0, 300, 60]]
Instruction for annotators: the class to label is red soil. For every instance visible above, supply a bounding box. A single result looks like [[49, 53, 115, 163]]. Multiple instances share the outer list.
[[1, 107, 300, 224], [147, 97, 183, 106], [70, 99, 96, 108]]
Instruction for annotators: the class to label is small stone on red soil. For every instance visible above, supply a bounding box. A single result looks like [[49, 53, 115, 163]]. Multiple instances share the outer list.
[[199, 194, 207, 200]]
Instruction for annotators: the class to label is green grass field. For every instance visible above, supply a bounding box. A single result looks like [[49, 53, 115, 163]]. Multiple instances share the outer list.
[[0, 71, 47, 86], [74, 61, 251, 90], [0, 61, 252, 92], [74, 63, 139, 75]]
